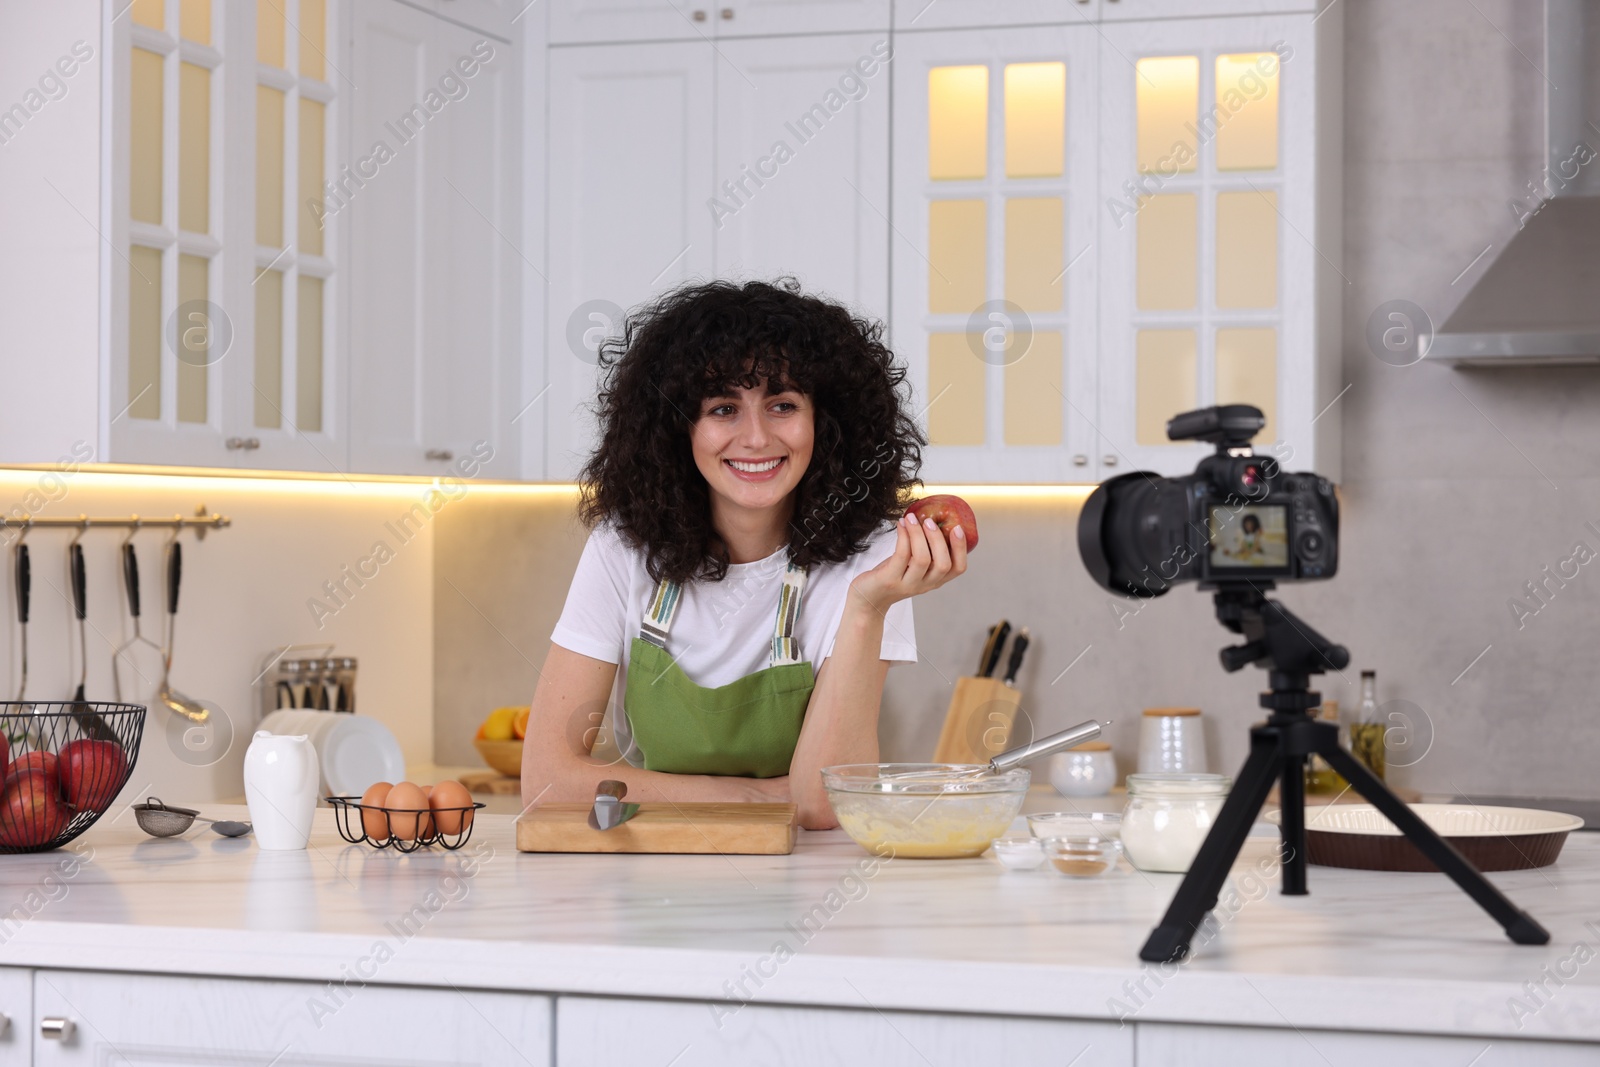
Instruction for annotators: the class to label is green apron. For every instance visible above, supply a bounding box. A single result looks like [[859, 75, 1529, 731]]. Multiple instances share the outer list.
[[623, 561, 814, 778]]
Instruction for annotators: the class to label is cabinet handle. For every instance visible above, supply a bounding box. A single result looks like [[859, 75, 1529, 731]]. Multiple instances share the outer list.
[[692, 8, 706, 19], [1073, 454, 1088, 466], [425, 449, 455, 462], [225, 437, 261, 451], [41, 1016, 74, 1040], [720, 6, 734, 16], [1103, 455, 1119, 467]]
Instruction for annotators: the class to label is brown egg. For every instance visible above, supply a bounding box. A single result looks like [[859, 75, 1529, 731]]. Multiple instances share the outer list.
[[429, 780, 475, 835], [384, 782, 429, 842], [360, 782, 393, 841]]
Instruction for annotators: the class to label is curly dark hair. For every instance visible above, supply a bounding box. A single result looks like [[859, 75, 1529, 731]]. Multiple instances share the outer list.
[[578, 278, 925, 584]]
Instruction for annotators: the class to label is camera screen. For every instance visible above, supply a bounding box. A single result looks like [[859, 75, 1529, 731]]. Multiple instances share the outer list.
[[1209, 505, 1289, 569]]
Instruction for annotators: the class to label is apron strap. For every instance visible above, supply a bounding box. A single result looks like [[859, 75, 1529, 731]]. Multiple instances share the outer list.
[[637, 560, 810, 666], [770, 562, 808, 667], [637, 578, 682, 651]]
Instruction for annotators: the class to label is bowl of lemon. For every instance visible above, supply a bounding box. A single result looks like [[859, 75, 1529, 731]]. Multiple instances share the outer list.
[[473, 705, 528, 777]]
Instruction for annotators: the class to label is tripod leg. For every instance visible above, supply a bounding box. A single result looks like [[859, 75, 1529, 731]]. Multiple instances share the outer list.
[[1319, 745, 1549, 945], [1278, 752, 1307, 895], [1140, 738, 1282, 963]]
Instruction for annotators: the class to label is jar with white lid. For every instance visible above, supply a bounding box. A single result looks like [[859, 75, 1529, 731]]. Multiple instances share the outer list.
[[1120, 772, 1231, 873], [1048, 740, 1116, 797]]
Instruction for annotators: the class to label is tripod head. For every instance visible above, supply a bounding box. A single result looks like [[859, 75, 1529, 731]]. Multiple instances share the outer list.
[[1206, 581, 1350, 713]]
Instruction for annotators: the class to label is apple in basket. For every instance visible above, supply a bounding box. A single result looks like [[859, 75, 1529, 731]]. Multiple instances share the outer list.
[[0, 771, 70, 848], [59, 739, 128, 814]]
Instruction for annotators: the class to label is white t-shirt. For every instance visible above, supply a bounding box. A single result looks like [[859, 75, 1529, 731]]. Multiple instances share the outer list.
[[551, 523, 917, 767]]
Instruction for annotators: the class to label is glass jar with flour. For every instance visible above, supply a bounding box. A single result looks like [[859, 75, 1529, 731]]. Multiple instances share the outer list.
[[1121, 772, 1231, 873]]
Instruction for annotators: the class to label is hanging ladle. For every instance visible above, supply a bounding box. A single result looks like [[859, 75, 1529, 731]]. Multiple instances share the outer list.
[[157, 535, 208, 723]]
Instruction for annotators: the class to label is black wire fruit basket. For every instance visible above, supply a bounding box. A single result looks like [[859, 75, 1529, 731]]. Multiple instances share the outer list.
[[326, 796, 486, 853], [0, 702, 145, 854]]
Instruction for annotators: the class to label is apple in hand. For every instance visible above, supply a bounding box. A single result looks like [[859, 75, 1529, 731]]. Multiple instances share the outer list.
[[906, 494, 979, 552], [59, 739, 127, 814], [0, 771, 70, 848]]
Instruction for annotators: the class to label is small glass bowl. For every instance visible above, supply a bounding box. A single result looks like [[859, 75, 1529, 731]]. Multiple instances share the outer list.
[[990, 835, 1046, 871], [1043, 835, 1123, 878], [1028, 811, 1122, 842]]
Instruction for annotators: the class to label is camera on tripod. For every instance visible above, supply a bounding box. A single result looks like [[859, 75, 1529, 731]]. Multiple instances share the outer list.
[[1078, 404, 1339, 598]]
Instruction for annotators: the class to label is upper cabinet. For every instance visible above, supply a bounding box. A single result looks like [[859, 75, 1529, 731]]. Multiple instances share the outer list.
[[347, 0, 522, 478], [889, 26, 1102, 484], [1093, 13, 1337, 480], [544, 28, 892, 480], [892, 3, 1341, 482], [551, 0, 889, 44], [109, 0, 349, 473]]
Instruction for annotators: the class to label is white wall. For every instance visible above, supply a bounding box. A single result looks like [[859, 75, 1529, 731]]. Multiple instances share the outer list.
[[0, 469, 436, 803]]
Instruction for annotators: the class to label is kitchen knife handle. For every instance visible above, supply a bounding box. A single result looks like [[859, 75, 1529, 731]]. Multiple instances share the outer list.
[[1002, 628, 1029, 686], [14, 544, 29, 625], [596, 779, 627, 801], [123, 543, 141, 619], [70, 543, 86, 621], [167, 541, 182, 616], [981, 621, 1011, 678]]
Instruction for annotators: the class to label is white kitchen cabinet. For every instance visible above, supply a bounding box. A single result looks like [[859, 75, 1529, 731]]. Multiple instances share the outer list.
[[889, 26, 1102, 483], [557, 995, 1134, 1065], [1136, 1021, 1600, 1066], [348, 0, 523, 477], [32, 970, 550, 1065], [1094, 13, 1340, 480], [893, 0, 1103, 31], [712, 33, 892, 318], [544, 41, 716, 480], [551, 0, 888, 44], [418, 0, 522, 39], [0, 968, 29, 1066]]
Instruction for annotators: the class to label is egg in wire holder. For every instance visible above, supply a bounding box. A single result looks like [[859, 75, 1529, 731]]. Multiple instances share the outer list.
[[326, 796, 486, 852]]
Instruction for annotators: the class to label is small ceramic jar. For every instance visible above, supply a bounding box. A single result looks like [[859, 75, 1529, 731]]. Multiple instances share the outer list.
[[1137, 707, 1208, 774], [1048, 740, 1117, 797], [1121, 772, 1231, 873]]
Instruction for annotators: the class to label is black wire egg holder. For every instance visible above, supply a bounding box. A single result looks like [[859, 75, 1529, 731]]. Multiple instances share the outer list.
[[326, 796, 486, 852]]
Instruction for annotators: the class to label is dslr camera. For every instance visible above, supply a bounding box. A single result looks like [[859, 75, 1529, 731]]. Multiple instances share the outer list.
[[1078, 405, 1338, 597]]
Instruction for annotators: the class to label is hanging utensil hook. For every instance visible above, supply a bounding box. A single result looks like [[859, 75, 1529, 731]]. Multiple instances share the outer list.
[[68, 516, 90, 547]]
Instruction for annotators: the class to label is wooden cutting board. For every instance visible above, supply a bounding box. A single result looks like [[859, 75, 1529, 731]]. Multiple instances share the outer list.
[[931, 676, 1023, 764], [515, 802, 797, 855]]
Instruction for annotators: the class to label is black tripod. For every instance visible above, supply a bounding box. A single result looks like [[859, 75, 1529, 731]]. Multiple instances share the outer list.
[[1140, 583, 1550, 963]]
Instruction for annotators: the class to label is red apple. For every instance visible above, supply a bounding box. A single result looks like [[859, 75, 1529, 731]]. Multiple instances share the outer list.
[[907, 494, 979, 552], [59, 739, 127, 814], [0, 771, 70, 848], [9, 751, 59, 792]]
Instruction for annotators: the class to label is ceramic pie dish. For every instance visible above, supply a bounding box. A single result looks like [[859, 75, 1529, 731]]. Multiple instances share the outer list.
[[1264, 803, 1584, 872]]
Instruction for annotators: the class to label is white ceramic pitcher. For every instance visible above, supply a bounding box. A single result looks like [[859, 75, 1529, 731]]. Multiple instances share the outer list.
[[244, 730, 319, 850]]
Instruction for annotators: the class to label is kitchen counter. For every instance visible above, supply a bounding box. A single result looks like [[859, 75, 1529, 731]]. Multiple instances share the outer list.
[[3, 805, 1598, 1050]]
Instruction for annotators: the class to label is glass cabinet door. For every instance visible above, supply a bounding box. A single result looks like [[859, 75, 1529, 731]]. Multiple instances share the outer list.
[[891, 26, 1100, 484], [1096, 15, 1317, 480]]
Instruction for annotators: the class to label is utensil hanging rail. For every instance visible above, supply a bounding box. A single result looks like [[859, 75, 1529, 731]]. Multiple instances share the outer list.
[[1, 510, 231, 539]]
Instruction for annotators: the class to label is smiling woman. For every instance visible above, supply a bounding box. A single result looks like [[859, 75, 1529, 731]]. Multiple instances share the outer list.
[[522, 279, 966, 828]]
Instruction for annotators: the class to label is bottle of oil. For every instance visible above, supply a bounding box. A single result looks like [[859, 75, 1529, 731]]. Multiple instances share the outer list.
[[1305, 700, 1347, 794], [1348, 670, 1387, 781]]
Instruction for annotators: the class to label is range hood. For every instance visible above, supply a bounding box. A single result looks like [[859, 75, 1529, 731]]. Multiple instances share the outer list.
[[1431, 0, 1600, 366]]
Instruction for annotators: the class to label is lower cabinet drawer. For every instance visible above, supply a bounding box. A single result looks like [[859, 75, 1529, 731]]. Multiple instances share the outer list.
[[34, 971, 550, 1065], [1137, 1021, 1600, 1066], [557, 995, 1133, 1066]]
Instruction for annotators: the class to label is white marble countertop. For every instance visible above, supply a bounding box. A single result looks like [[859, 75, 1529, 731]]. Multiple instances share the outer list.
[[2, 803, 1596, 1043]]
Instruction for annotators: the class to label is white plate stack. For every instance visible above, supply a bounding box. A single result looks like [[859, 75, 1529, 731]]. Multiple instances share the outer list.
[[257, 710, 406, 799]]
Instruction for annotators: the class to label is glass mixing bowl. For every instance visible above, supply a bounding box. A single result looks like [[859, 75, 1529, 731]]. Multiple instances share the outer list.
[[820, 764, 1031, 859]]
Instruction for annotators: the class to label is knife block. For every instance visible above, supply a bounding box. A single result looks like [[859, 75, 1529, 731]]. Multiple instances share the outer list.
[[931, 676, 1024, 764]]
